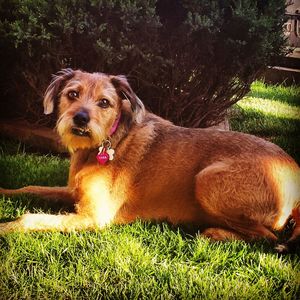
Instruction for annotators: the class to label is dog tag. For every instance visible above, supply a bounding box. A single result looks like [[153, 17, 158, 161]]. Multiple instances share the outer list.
[[107, 148, 115, 160], [96, 151, 109, 165], [96, 140, 115, 165]]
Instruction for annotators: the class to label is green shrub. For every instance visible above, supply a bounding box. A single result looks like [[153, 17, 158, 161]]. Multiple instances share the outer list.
[[0, 0, 286, 127]]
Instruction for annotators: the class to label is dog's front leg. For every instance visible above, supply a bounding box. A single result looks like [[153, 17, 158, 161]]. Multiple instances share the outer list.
[[0, 186, 74, 204], [0, 212, 98, 234]]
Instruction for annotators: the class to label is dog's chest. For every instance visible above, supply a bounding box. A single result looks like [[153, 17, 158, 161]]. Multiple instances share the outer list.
[[72, 161, 134, 224]]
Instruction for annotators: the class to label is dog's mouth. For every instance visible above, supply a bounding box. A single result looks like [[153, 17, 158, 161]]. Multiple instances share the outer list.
[[71, 127, 91, 137]]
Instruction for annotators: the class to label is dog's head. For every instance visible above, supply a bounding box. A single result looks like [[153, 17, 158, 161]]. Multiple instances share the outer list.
[[44, 69, 145, 151]]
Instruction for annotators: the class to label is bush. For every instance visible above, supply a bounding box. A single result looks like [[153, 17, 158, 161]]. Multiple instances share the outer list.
[[0, 0, 286, 127]]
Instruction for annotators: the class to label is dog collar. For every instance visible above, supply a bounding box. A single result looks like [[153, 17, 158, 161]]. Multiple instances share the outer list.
[[96, 113, 121, 165], [109, 113, 121, 136]]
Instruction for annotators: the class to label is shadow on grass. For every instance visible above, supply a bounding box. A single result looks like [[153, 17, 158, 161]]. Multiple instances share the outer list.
[[115, 220, 300, 257], [230, 108, 300, 163], [0, 194, 74, 222], [0, 142, 69, 189]]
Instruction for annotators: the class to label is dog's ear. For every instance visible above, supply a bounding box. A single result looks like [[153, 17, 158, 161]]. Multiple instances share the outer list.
[[110, 75, 145, 123], [43, 68, 75, 115]]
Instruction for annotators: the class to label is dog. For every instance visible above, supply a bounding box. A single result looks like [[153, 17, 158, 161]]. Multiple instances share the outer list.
[[0, 69, 299, 252]]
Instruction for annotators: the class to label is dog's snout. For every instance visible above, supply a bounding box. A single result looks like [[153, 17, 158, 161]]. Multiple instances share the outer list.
[[73, 110, 90, 127]]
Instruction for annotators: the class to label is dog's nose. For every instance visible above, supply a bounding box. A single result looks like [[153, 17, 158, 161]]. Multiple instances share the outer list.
[[73, 110, 90, 127]]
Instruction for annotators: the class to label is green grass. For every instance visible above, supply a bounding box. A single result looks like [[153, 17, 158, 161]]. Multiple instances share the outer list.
[[247, 81, 300, 106], [230, 81, 300, 163], [0, 81, 300, 299], [0, 226, 299, 299]]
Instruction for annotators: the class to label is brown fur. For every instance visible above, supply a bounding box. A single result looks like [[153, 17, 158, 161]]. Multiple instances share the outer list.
[[1, 69, 300, 251]]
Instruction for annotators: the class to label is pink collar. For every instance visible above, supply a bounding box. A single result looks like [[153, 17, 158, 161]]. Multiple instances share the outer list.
[[109, 113, 121, 136], [96, 114, 121, 165]]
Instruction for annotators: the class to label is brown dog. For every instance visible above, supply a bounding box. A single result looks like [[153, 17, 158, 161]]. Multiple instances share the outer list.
[[1, 69, 299, 251]]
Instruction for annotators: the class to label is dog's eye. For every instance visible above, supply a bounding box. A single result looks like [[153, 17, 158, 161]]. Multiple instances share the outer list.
[[98, 98, 110, 108], [68, 91, 79, 99]]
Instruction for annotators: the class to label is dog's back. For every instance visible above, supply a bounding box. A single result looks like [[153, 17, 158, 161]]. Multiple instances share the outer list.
[[110, 114, 300, 249]]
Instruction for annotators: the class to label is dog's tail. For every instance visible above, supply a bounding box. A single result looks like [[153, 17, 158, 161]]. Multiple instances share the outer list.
[[273, 163, 300, 254], [275, 206, 300, 254], [288, 206, 300, 241]]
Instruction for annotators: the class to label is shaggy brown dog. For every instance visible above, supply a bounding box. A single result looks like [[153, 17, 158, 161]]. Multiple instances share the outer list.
[[1, 69, 299, 251]]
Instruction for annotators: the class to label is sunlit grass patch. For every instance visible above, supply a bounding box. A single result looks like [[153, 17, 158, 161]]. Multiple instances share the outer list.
[[0, 222, 299, 299], [230, 107, 300, 135], [249, 81, 300, 106], [238, 97, 300, 120]]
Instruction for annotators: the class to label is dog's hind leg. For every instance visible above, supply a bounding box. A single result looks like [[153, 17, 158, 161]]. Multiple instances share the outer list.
[[195, 160, 279, 243], [201, 224, 277, 242], [0, 212, 97, 234], [201, 227, 244, 241], [0, 186, 74, 204]]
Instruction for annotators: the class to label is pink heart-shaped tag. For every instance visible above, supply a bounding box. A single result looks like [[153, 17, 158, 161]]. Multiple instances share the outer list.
[[96, 152, 109, 165]]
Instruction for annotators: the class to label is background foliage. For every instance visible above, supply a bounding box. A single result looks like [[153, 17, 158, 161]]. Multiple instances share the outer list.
[[0, 0, 286, 127]]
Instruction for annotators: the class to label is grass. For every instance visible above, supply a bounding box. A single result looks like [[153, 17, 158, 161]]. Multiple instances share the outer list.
[[0, 81, 300, 299], [230, 81, 300, 163]]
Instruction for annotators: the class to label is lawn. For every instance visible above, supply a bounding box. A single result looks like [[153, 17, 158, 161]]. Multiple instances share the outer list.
[[230, 81, 300, 164], [0, 82, 299, 299]]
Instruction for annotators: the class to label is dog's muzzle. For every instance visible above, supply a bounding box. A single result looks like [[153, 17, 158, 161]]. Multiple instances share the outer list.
[[71, 127, 91, 137], [72, 110, 91, 136]]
